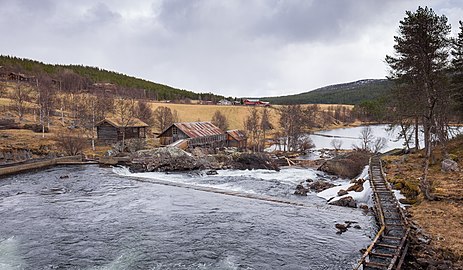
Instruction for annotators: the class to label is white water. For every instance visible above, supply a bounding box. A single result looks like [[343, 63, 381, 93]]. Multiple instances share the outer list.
[[113, 166, 350, 201]]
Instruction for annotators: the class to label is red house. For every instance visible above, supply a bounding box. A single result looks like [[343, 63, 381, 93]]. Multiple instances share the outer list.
[[243, 99, 270, 106]]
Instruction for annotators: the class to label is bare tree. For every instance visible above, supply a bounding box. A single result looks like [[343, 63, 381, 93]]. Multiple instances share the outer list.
[[135, 101, 154, 127], [359, 126, 374, 151], [305, 104, 320, 127], [211, 110, 229, 131], [36, 75, 55, 138], [114, 97, 136, 150], [76, 94, 112, 150], [10, 83, 32, 121], [260, 107, 273, 151], [0, 82, 6, 98], [372, 137, 388, 153], [279, 105, 308, 152], [55, 130, 86, 156], [153, 106, 178, 132], [244, 107, 261, 152], [330, 139, 343, 155]]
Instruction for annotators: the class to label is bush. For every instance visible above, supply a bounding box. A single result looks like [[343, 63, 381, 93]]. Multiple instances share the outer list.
[[55, 131, 86, 156], [23, 124, 49, 133]]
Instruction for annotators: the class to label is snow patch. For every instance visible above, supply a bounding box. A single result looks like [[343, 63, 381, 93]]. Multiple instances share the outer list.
[[317, 165, 373, 206]]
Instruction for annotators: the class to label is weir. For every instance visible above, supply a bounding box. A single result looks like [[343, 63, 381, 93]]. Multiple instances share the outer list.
[[121, 172, 313, 208], [354, 156, 409, 270]]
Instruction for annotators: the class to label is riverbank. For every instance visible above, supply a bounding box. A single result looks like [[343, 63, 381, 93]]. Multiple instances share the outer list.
[[0, 155, 88, 177], [382, 135, 463, 269]]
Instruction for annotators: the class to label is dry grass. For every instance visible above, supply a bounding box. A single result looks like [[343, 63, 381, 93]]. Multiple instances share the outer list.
[[384, 136, 463, 261], [410, 200, 463, 258]]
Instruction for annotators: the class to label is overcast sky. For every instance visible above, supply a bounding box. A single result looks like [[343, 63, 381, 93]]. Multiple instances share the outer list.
[[1, 0, 462, 97]]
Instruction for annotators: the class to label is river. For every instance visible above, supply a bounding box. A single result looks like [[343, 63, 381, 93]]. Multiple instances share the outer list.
[[0, 165, 375, 270]]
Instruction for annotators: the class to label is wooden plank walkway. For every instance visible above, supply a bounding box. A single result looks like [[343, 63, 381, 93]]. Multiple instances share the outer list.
[[354, 156, 409, 270]]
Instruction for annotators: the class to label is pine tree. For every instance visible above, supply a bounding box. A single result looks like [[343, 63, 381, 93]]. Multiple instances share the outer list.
[[451, 21, 463, 116], [386, 6, 452, 200]]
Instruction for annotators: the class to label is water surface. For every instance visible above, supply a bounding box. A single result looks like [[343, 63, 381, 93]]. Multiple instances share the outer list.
[[0, 165, 374, 269]]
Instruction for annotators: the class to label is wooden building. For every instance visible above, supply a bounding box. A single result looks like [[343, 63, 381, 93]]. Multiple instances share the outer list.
[[226, 130, 247, 149], [8, 72, 36, 83], [96, 118, 148, 143], [243, 99, 270, 106], [158, 122, 227, 148]]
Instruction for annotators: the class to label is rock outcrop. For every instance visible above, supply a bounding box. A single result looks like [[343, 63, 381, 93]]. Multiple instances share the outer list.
[[130, 147, 206, 172], [318, 151, 371, 178], [129, 148, 280, 172]]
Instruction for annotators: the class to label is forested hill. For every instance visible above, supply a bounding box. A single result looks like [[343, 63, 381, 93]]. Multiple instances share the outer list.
[[0, 55, 222, 101], [261, 79, 393, 105]]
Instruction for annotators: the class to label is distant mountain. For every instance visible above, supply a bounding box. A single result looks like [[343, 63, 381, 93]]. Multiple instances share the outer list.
[[0, 55, 223, 101], [261, 79, 393, 105]]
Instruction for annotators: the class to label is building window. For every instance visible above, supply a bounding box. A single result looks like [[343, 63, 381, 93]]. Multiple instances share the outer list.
[[173, 127, 177, 135]]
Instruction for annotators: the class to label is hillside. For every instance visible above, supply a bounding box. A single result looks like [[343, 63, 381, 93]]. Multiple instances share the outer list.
[[261, 79, 393, 105], [0, 55, 222, 101]]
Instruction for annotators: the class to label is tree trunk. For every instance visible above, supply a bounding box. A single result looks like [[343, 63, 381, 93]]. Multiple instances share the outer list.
[[414, 116, 420, 150], [421, 135, 435, 201]]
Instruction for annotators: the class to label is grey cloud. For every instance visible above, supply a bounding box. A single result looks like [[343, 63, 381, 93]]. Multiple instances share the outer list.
[[84, 2, 122, 25]]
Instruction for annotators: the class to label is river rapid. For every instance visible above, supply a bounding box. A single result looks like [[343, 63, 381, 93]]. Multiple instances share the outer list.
[[0, 165, 375, 270]]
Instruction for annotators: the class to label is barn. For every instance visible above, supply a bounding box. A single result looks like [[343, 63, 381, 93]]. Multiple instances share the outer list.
[[158, 122, 227, 148], [226, 130, 247, 149], [96, 118, 148, 143]]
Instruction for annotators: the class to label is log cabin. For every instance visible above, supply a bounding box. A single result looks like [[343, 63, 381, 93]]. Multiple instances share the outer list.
[[96, 118, 148, 144], [226, 130, 247, 149], [157, 122, 227, 148]]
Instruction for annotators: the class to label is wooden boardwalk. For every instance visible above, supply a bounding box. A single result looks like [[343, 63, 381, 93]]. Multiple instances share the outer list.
[[354, 156, 409, 270]]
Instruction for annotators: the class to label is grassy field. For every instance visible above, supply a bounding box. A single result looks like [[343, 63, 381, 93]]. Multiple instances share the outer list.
[[147, 102, 280, 131]]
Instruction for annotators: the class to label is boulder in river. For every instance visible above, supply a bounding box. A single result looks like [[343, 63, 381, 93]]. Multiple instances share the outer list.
[[294, 184, 309, 196], [347, 178, 365, 192], [308, 180, 337, 192], [318, 151, 371, 178], [230, 153, 280, 171], [329, 196, 357, 208]]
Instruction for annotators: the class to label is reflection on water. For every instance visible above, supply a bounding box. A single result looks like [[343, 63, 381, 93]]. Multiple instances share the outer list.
[[0, 165, 374, 270]]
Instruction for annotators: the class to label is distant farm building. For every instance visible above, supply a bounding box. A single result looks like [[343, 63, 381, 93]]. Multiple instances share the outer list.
[[96, 118, 148, 143], [243, 99, 270, 106], [217, 99, 232, 105], [8, 72, 36, 83], [226, 130, 247, 149], [158, 122, 227, 148]]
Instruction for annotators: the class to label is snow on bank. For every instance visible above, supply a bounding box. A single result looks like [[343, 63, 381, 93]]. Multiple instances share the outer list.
[[317, 165, 373, 206]]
